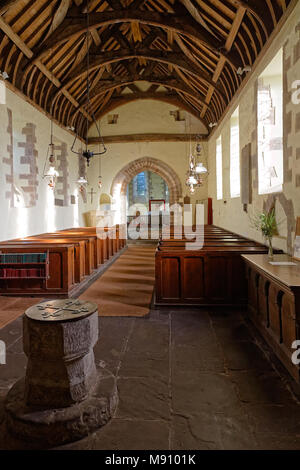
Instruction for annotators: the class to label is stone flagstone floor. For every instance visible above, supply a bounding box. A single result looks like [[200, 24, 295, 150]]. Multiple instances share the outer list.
[[0, 307, 300, 450]]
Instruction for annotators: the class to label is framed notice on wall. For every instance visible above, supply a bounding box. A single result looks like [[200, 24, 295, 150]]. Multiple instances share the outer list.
[[294, 217, 300, 261]]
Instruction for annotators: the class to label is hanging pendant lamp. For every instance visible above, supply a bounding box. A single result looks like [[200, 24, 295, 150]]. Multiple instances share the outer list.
[[71, 0, 106, 166], [42, 13, 59, 190]]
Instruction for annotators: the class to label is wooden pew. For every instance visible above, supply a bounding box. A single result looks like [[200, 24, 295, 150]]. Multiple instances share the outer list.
[[164, 238, 250, 243], [61, 227, 109, 263], [158, 242, 260, 249], [155, 245, 274, 306], [59, 229, 104, 267], [164, 228, 247, 240], [61, 225, 127, 262], [155, 226, 281, 306], [15, 238, 86, 283], [36, 233, 96, 275], [0, 243, 75, 297], [0, 224, 127, 298]]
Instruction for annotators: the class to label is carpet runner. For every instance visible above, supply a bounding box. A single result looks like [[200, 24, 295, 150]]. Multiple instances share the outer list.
[[80, 244, 156, 317]]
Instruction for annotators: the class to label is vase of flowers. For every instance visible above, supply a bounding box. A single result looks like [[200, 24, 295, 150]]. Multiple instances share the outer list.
[[253, 208, 277, 261]]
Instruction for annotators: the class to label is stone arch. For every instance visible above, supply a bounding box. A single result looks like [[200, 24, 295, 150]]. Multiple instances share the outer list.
[[110, 157, 182, 224], [111, 156, 182, 204]]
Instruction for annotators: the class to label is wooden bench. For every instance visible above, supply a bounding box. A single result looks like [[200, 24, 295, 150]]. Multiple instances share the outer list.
[[16, 238, 86, 283], [0, 225, 126, 298], [62, 228, 110, 263], [60, 229, 104, 266], [155, 226, 279, 306], [61, 225, 127, 262], [0, 243, 75, 297], [32, 233, 96, 275]]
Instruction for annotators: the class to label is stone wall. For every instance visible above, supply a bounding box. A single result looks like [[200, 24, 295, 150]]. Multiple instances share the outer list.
[[207, 2, 300, 255]]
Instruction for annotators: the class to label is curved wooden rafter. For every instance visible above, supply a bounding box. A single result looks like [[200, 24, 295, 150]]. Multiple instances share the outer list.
[[230, 0, 272, 37], [65, 75, 219, 126], [86, 76, 209, 107], [59, 49, 227, 101], [0, 0, 293, 138], [31, 9, 241, 68], [0, 0, 20, 16]]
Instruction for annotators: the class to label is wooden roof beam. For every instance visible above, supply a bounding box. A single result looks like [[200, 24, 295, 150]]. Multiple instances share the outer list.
[[0, 0, 20, 16], [31, 9, 241, 69], [231, 0, 272, 36], [177, 0, 219, 39], [0, 16, 92, 121], [59, 48, 226, 100], [200, 5, 246, 120], [90, 133, 208, 144], [85, 76, 209, 109]]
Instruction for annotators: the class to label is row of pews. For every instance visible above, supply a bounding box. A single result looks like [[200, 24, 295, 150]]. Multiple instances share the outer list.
[[155, 225, 280, 306], [0, 226, 126, 297]]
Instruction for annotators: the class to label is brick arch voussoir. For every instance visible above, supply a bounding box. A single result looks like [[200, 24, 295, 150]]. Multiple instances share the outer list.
[[111, 157, 182, 205]]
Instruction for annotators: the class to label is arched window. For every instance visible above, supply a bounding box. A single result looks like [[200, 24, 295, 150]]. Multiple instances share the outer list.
[[136, 172, 146, 196]]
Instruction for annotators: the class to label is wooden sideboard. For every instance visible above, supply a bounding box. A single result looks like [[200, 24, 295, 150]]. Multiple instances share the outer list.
[[242, 254, 300, 383]]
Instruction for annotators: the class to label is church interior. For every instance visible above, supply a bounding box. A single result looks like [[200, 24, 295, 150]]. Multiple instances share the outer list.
[[0, 0, 300, 452]]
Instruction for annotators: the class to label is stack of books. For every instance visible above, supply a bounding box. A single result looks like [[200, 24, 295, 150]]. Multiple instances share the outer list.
[[0, 268, 44, 278], [0, 253, 47, 264]]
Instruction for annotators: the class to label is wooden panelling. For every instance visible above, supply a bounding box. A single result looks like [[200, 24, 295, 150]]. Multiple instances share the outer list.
[[155, 225, 272, 306], [281, 294, 297, 351], [182, 257, 204, 300], [206, 254, 229, 301], [268, 284, 282, 339], [243, 254, 300, 383], [47, 252, 63, 289], [258, 276, 270, 327], [160, 257, 180, 300]]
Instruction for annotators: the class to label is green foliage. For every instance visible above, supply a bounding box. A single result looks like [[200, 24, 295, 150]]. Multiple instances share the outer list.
[[252, 208, 277, 240]]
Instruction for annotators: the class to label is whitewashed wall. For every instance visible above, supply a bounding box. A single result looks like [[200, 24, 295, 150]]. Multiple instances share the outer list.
[[87, 99, 209, 218], [207, 3, 300, 254], [0, 86, 86, 241]]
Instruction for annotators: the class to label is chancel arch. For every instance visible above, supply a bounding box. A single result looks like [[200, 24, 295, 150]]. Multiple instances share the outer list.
[[110, 156, 182, 224]]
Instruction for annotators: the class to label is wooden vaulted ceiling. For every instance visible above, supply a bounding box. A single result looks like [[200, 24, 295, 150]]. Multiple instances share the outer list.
[[0, 0, 292, 137]]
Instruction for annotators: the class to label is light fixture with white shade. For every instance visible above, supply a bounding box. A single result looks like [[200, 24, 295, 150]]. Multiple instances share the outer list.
[[185, 132, 209, 194], [42, 15, 59, 191], [42, 122, 59, 190], [76, 175, 88, 195], [196, 162, 208, 174], [77, 176, 88, 185], [237, 65, 252, 76], [0, 71, 9, 80]]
